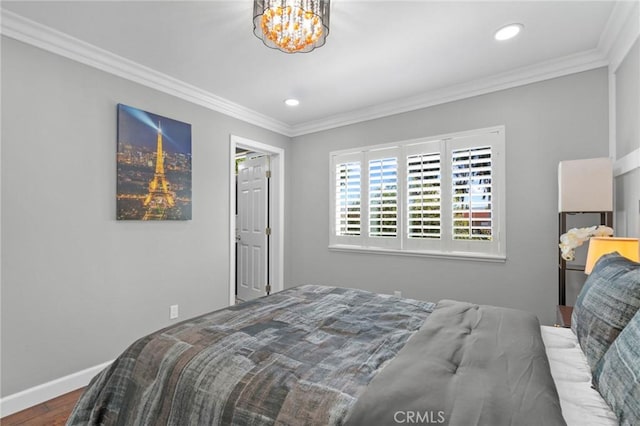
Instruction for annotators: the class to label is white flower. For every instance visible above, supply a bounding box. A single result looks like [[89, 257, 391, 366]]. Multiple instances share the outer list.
[[559, 225, 614, 261]]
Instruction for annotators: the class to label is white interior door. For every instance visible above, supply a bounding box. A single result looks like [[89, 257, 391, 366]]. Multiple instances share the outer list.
[[237, 155, 269, 301]]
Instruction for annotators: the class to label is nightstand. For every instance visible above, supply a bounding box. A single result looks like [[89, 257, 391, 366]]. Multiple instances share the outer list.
[[556, 305, 573, 328]]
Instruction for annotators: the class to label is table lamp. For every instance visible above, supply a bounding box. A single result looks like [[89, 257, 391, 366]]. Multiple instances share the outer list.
[[585, 237, 640, 274]]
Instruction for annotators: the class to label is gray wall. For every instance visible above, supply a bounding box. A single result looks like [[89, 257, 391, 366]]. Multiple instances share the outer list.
[[615, 39, 639, 159], [616, 168, 640, 237], [614, 38, 640, 238], [0, 37, 291, 396], [288, 68, 609, 326]]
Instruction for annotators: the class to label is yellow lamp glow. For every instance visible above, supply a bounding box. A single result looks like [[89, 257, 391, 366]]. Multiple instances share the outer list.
[[585, 237, 640, 274]]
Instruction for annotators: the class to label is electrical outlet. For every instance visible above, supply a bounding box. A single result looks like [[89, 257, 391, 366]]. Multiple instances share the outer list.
[[394, 291, 402, 298], [170, 305, 179, 319]]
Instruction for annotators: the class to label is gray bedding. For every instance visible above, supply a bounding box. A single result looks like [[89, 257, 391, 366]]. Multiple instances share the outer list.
[[345, 299, 566, 426], [67, 286, 565, 425]]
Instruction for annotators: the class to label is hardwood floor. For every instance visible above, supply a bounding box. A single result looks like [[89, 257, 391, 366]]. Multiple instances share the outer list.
[[1, 388, 84, 425]]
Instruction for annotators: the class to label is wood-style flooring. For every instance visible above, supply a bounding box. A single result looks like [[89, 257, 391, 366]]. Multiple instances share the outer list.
[[1, 388, 84, 425]]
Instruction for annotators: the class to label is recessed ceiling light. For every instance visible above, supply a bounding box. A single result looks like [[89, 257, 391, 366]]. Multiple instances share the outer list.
[[284, 99, 300, 107], [494, 23, 523, 41]]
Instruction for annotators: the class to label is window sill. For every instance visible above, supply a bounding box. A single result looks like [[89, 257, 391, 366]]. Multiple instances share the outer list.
[[328, 244, 506, 263]]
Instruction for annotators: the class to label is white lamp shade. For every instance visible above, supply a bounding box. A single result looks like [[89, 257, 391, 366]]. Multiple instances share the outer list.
[[558, 157, 613, 212]]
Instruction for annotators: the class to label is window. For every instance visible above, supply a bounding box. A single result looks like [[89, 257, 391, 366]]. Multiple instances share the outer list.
[[368, 157, 398, 238], [329, 126, 505, 260], [451, 146, 492, 241], [335, 160, 361, 236], [407, 151, 441, 240]]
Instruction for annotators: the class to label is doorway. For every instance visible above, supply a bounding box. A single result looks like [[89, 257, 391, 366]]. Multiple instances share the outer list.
[[229, 135, 284, 306]]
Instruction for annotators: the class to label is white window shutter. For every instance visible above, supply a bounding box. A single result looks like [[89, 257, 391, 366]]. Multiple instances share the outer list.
[[329, 126, 505, 259], [448, 130, 504, 256], [451, 146, 493, 241], [330, 152, 363, 247], [336, 161, 362, 236], [404, 140, 444, 251], [365, 147, 401, 249], [369, 157, 398, 238], [407, 152, 441, 239]]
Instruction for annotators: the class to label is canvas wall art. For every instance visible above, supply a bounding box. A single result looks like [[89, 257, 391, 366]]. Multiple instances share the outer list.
[[117, 104, 192, 220]]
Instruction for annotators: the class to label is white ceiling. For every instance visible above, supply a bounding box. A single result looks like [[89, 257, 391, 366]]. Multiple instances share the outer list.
[[1, 1, 622, 135]]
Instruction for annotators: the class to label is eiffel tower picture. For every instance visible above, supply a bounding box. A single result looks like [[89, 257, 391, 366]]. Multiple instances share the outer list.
[[117, 104, 192, 221], [142, 122, 176, 220]]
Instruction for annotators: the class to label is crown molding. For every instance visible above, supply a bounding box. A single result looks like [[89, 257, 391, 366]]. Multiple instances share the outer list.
[[599, 0, 640, 71], [0, 10, 293, 137], [290, 49, 608, 136], [613, 148, 640, 177], [0, 8, 617, 138]]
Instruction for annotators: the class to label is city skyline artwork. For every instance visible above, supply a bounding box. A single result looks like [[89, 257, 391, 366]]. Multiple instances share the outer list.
[[117, 104, 192, 220]]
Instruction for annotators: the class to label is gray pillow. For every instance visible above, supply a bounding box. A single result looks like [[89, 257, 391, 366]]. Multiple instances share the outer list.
[[593, 309, 640, 426], [571, 252, 640, 371]]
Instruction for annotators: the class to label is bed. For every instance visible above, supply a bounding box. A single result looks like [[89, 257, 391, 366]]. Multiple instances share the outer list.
[[540, 326, 617, 425], [68, 252, 640, 426]]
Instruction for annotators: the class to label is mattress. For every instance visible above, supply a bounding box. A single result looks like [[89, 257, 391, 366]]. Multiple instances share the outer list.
[[540, 325, 617, 426]]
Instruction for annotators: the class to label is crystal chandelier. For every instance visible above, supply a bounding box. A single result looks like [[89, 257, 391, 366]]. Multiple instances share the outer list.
[[253, 0, 330, 53]]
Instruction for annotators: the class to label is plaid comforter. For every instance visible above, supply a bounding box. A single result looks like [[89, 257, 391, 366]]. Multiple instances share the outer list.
[[67, 285, 435, 425]]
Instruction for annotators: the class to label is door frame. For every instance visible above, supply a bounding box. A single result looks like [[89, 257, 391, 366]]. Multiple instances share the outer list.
[[229, 135, 284, 306]]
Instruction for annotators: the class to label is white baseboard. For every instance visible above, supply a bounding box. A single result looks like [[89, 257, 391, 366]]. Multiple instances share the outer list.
[[0, 360, 113, 418]]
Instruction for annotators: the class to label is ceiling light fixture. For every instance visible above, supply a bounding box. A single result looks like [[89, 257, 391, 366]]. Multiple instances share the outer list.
[[494, 23, 523, 41], [253, 0, 330, 53], [284, 98, 300, 106]]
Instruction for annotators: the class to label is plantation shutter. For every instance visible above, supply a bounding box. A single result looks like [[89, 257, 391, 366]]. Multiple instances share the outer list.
[[369, 157, 398, 238], [329, 126, 504, 259], [407, 152, 441, 239], [404, 140, 443, 251], [451, 146, 493, 241], [366, 147, 400, 248], [335, 160, 361, 236], [448, 130, 503, 255]]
